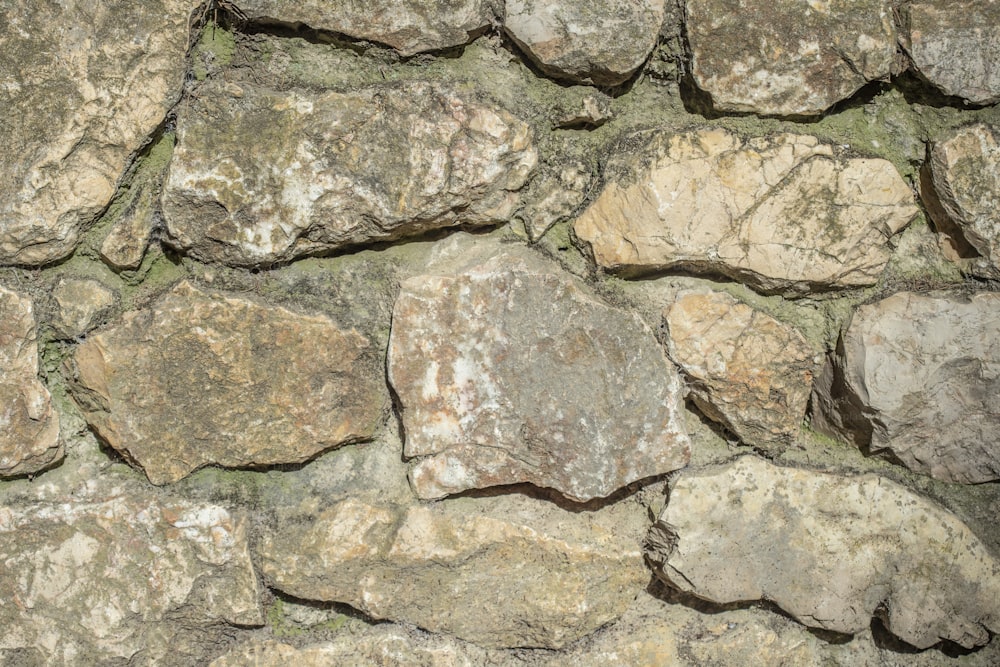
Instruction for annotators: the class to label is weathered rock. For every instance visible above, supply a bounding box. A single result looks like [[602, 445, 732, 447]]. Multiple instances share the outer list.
[[0, 287, 61, 478], [237, 0, 495, 56], [522, 161, 592, 240], [387, 248, 690, 502], [71, 281, 385, 484], [574, 129, 917, 292], [51, 278, 116, 340], [664, 290, 821, 447], [906, 0, 1000, 105], [647, 456, 1000, 649], [260, 497, 647, 648], [163, 80, 536, 267], [0, 492, 262, 664], [832, 291, 1000, 484], [0, 0, 199, 266], [504, 0, 665, 85]]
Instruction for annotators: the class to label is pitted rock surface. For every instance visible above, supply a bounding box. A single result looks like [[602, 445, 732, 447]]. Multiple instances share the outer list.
[[162, 80, 536, 267], [574, 128, 917, 293], [387, 248, 690, 502], [647, 456, 1000, 649], [71, 281, 385, 484]]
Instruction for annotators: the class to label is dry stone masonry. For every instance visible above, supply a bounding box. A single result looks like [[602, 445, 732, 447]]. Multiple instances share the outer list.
[[2, 0, 1000, 663]]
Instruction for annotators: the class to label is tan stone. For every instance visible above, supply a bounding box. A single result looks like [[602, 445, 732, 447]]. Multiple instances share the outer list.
[[523, 161, 592, 240], [51, 278, 116, 340]]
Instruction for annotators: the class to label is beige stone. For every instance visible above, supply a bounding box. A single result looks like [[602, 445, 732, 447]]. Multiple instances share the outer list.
[[51, 278, 116, 340], [523, 161, 592, 240]]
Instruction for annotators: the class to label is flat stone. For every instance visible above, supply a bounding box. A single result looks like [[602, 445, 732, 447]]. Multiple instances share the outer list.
[[0, 0, 199, 265], [51, 278, 116, 340], [0, 287, 61, 478], [907, 0, 1000, 105], [71, 281, 385, 484], [237, 0, 495, 56], [646, 456, 1000, 649], [387, 247, 690, 502], [504, 0, 665, 86], [574, 128, 917, 293], [664, 290, 821, 448]]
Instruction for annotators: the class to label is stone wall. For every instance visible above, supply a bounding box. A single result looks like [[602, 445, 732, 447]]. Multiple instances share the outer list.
[[2, 1, 1000, 664]]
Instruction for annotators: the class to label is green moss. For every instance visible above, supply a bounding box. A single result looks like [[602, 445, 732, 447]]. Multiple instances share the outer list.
[[266, 598, 307, 638], [193, 23, 237, 81]]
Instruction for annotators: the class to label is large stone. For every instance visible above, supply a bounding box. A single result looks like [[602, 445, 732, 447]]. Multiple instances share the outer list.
[[647, 456, 1000, 649], [574, 129, 917, 293], [907, 0, 1000, 105], [0, 287, 61, 478], [664, 290, 821, 448], [70, 281, 385, 485], [0, 491, 262, 664], [504, 0, 665, 86], [684, 0, 897, 116], [162, 80, 536, 267], [387, 248, 690, 502], [236, 0, 496, 56], [0, 0, 199, 266]]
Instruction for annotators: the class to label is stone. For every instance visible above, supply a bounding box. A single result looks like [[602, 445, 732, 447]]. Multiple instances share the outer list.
[[574, 128, 917, 293], [236, 0, 496, 56], [70, 281, 385, 485], [0, 287, 61, 478], [522, 161, 592, 240], [162, 80, 536, 267], [646, 456, 1000, 649], [504, 0, 665, 86], [0, 0, 199, 266], [664, 290, 821, 448], [684, 0, 897, 116], [387, 248, 690, 502], [51, 278, 116, 340], [0, 491, 262, 663], [907, 0, 1000, 105], [260, 497, 647, 649]]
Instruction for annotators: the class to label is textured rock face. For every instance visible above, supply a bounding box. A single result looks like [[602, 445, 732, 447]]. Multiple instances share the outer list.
[[260, 498, 647, 648], [162, 80, 536, 267], [0, 287, 61, 478], [237, 0, 495, 56], [71, 282, 384, 484], [836, 291, 1000, 484], [0, 492, 262, 663], [504, 0, 665, 85], [575, 129, 917, 292], [51, 278, 116, 340], [388, 248, 690, 502], [907, 0, 1000, 105], [647, 456, 1000, 649], [664, 290, 820, 447], [0, 0, 198, 266], [685, 0, 897, 116]]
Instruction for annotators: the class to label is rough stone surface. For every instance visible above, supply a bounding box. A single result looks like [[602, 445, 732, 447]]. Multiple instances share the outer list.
[[0, 491, 262, 664], [51, 278, 116, 340], [387, 248, 690, 502], [162, 80, 536, 267], [522, 161, 592, 240], [664, 290, 821, 448], [685, 0, 897, 116], [574, 128, 917, 292], [907, 0, 1000, 105], [71, 281, 385, 484], [0, 0, 199, 266], [504, 0, 665, 85], [647, 456, 1000, 649], [237, 0, 496, 56], [0, 287, 61, 478], [99, 200, 155, 272]]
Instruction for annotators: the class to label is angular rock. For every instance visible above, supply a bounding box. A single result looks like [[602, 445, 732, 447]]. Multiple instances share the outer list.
[[0, 0, 199, 265], [647, 456, 1000, 649], [71, 281, 385, 484], [504, 0, 665, 86], [162, 80, 536, 267], [237, 0, 495, 56], [260, 497, 647, 648], [685, 0, 897, 116], [0, 287, 61, 478], [664, 290, 821, 447], [907, 0, 1000, 105], [387, 248, 690, 502], [51, 278, 116, 340], [574, 129, 917, 293], [522, 161, 592, 240], [0, 492, 262, 663]]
